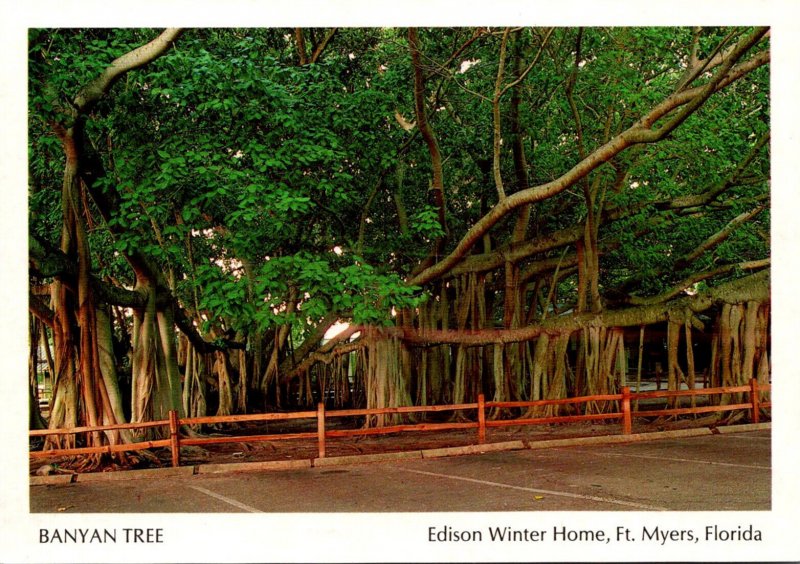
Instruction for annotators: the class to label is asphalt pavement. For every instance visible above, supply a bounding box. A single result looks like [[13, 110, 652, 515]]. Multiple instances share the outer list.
[[29, 428, 770, 513]]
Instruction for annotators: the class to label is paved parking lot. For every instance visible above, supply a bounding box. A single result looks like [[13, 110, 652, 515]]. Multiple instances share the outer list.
[[29, 429, 770, 512]]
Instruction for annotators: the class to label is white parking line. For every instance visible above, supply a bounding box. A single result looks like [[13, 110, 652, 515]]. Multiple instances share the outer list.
[[579, 450, 770, 469], [188, 485, 264, 513], [399, 468, 668, 511]]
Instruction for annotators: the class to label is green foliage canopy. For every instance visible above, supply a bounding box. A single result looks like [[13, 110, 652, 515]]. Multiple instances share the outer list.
[[28, 26, 770, 341]]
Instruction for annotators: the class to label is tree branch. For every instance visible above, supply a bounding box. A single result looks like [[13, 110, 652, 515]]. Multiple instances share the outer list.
[[402, 269, 769, 345], [74, 28, 183, 113], [499, 28, 554, 97], [628, 27, 769, 142], [282, 338, 366, 382], [675, 205, 767, 269], [29, 292, 55, 329], [407, 31, 769, 287], [409, 28, 447, 237], [310, 28, 338, 63], [626, 259, 770, 307], [294, 28, 309, 65], [667, 131, 769, 209], [279, 311, 339, 375]]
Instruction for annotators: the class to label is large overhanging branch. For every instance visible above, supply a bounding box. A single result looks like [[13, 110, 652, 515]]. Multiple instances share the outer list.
[[278, 311, 340, 376], [281, 324, 364, 383], [401, 269, 769, 346], [624, 258, 770, 307], [679, 29, 769, 99], [677, 29, 770, 93], [73, 28, 183, 113], [664, 131, 770, 211], [444, 148, 767, 281], [29, 292, 55, 329], [674, 205, 767, 269], [627, 27, 769, 142], [173, 306, 245, 353], [407, 28, 769, 288], [617, 201, 768, 295], [30, 234, 244, 353], [29, 234, 148, 308], [515, 204, 765, 293]]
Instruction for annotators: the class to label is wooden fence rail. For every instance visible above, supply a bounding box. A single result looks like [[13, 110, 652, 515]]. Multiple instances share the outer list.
[[30, 378, 770, 468]]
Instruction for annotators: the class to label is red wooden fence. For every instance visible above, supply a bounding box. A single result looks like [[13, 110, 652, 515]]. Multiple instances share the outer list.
[[30, 378, 771, 468]]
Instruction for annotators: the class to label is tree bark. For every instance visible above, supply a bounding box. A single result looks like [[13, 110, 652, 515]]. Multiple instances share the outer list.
[[403, 270, 769, 346], [408, 28, 768, 288]]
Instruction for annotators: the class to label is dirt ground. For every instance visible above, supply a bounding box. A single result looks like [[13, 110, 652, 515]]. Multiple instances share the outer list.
[[29, 411, 755, 475]]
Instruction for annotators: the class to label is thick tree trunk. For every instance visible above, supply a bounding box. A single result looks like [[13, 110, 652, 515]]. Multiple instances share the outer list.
[[46, 128, 132, 465], [706, 300, 769, 414], [130, 283, 183, 437], [28, 319, 48, 430], [684, 318, 697, 408], [235, 340, 248, 414], [213, 350, 234, 417], [182, 345, 207, 428], [39, 29, 184, 467], [363, 329, 410, 427], [667, 319, 683, 407]]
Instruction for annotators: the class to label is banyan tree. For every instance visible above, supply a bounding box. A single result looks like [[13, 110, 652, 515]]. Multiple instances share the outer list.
[[28, 27, 770, 467]]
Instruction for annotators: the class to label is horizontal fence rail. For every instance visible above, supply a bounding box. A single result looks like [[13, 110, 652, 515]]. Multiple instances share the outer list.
[[30, 378, 771, 469]]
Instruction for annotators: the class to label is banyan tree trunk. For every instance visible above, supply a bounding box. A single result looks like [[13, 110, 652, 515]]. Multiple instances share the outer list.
[[181, 344, 207, 430], [582, 327, 623, 414], [213, 350, 234, 417], [46, 280, 79, 450], [130, 284, 183, 438], [46, 158, 135, 464], [29, 318, 48, 430], [525, 332, 571, 418], [493, 261, 529, 414], [41, 32, 182, 467], [718, 301, 770, 412], [96, 306, 134, 445], [704, 301, 769, 417], [235, 334, 248, 414], [684, 319, 697, 408], [450, 273, 489, 409], [261, 289, 297, 407], [363, 328, 411, 427], [754, 303, 770, 406], [666, 319, 684, 408]]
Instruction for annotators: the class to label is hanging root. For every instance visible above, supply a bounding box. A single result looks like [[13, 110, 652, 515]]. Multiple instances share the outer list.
[[55, 448, 163, 473]]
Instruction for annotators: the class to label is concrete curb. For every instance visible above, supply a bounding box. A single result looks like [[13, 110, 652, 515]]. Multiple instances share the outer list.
[[714, 422, 771, 434], [313, 450, 423, 466], [525, 422, 771, 450], [76, 466, 195, 482], [421, 440, 526, 459], [197, 459, 311, 474], [527, 428, 713, 449], [29, 422, 771, 484], [30, 474, 75, 486]]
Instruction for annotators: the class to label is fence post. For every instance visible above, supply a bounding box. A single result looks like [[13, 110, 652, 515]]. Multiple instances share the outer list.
[[750, 377, 760, 424], [317, 402, 326, 458], [168, 410, 181, 468], [477, 394, 486, 444], [621, 386, 632, 435]]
